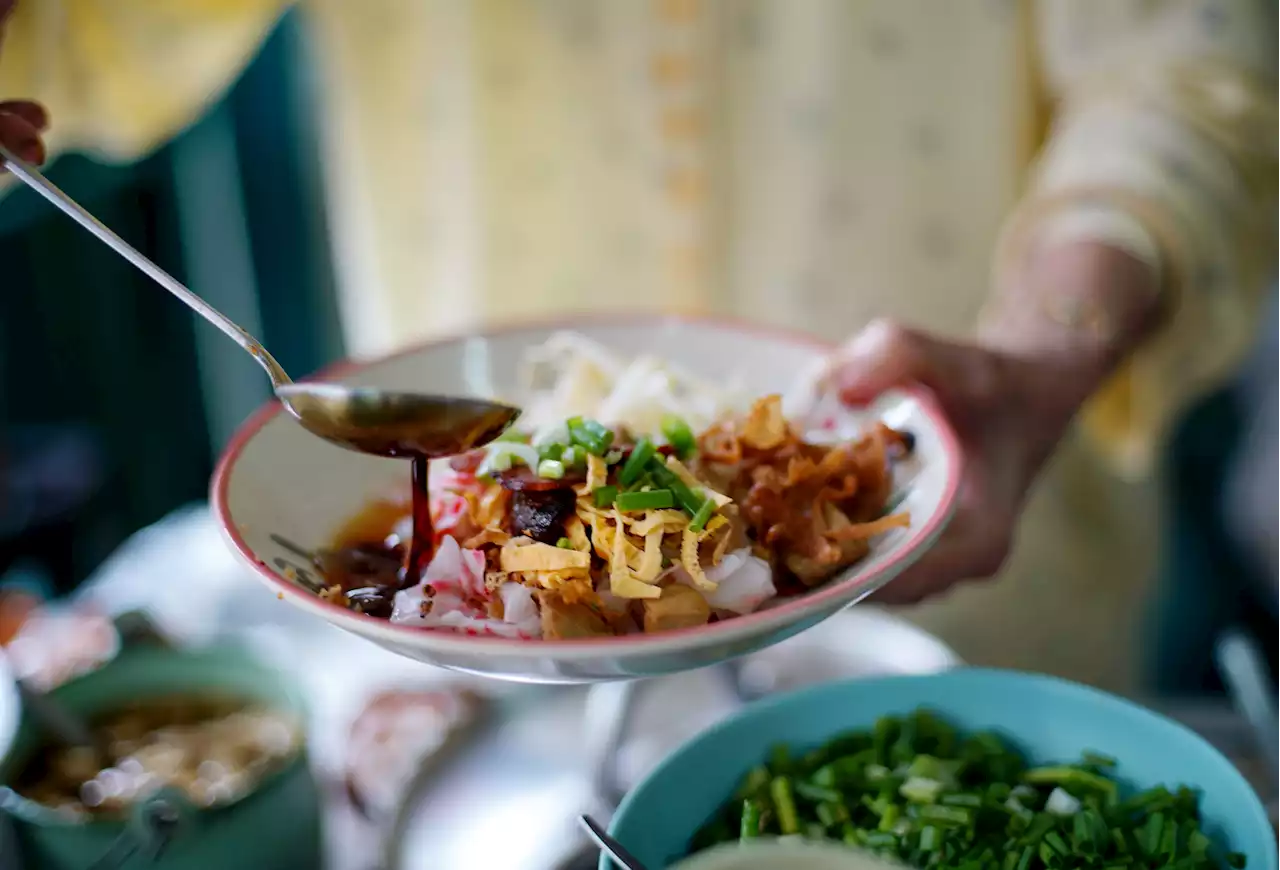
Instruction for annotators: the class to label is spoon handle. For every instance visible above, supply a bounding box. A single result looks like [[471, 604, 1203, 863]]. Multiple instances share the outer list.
[[0, 145, 292, 389], [13, 679, 105, 759], [584, 680, 641, 813], [1208, 629, 1280, 793], [579, 815, 651, 870]]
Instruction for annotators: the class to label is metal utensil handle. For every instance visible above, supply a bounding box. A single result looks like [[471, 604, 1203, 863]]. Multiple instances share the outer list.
[[583, 680, 642, 814], [13, 679, 102, 756], [1215, 629, 1279, 775], [86, 793, 185, 870], [579, 815, 651, 870], [0, 145, 291, 389]]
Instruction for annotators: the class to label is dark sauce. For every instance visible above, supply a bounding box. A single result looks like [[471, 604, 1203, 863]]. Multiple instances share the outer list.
[[405, 455, 434, 586]]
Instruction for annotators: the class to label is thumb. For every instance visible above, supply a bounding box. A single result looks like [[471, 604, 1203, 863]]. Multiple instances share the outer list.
[[828, 319, 981, 407]]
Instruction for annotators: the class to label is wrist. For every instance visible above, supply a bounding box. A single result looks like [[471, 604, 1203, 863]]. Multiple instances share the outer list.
[[979, 240, 1162, 422]]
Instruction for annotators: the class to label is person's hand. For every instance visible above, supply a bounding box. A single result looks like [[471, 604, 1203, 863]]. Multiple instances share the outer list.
[[0, 0, 48, 166], [826, 241, 1162, 603]]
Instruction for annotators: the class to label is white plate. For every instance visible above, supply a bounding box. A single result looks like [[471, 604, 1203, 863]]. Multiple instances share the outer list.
[[212, 315, 961, 682]]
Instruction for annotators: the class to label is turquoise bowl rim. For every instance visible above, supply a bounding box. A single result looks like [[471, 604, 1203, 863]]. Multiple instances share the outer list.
[[607, 668, 1277, 870]]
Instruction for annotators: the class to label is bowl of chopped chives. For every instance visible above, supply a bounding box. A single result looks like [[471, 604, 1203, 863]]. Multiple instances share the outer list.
[[605, 669, 1277, 870]]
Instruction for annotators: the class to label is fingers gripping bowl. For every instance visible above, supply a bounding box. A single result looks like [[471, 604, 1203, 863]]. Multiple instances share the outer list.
[[212, 317, 962, 682]]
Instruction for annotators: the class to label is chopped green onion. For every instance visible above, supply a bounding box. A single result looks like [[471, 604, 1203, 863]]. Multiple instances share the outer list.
[[1082, 751, 1118, 769], [1024, 766, 1119, 798], [647, 460, 704, 515], [815, 801, 846, 828], [687, 497, 716, 533], [690, 708, 1244, 870], [566, 416, 613, 456], [862, 832, 897, 850], [919, 826, 941, 852], [478, 451, 513, 476], [794, 782, 843, 804], [615, 489, 675, 512], [583, 418, 614, 445], [619, 438, 656, 486], [561, 446, 581, 468], [740, 799, 762, 841], [539, 442, 565, 462], [770, 777, 799, 835], [555, 537, 573, 549], [593, 485, 619, 508], [536, 459, 565, 480], [661, 414, 697, 458]]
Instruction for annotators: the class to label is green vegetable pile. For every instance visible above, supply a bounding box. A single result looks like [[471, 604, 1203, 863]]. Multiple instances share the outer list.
[[691, 709, 1245, 870]]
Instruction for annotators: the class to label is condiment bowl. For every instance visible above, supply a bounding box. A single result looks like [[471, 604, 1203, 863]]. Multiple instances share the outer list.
[[212, 315, 962, 683], [607, 669, 1277, 870]]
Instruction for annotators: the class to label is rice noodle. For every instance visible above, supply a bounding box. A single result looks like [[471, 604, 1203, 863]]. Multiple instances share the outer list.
[[517, 331, 749, 437]]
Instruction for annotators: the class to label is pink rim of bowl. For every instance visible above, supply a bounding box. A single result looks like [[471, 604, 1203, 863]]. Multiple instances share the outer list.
[[210, 313, 964, 656]]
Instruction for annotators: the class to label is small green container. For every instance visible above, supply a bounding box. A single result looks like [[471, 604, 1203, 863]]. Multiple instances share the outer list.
[[0, 645, 323, 870]]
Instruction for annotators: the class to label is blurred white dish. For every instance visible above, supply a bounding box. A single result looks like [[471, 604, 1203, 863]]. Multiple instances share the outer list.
[[212, 315, 961, 683], [671, 841, 900, 870]]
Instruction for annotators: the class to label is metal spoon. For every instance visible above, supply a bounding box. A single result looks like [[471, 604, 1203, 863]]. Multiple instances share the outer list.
[[0, 146, 519, 459], [1213, 624, 1274, 813], [579, 815, 651, 870]]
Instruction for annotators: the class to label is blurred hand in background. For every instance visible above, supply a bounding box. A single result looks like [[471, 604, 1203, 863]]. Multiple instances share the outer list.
[[0, 0, 45, 165]]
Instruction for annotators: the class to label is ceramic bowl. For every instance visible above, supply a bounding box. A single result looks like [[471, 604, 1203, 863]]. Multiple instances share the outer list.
[[212, 315, 961, 683], [607, 669, 1278, 870]]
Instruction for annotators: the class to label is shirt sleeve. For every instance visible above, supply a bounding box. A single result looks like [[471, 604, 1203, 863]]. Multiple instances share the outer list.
[[1005, 0, 1277, 474], [0, 0, 291, 166]]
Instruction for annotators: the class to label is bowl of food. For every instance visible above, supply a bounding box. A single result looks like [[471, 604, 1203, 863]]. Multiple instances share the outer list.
[[607, 669, 1277, 870], [212, 316, 961, 682], [0, 644, 320, 870]]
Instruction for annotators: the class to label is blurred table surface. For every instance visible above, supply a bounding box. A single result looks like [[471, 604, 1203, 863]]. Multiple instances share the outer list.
[[15, 506, 1275, 869]]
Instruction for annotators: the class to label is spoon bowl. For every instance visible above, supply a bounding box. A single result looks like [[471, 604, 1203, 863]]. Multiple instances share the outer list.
[[275, 384, 520, 458]]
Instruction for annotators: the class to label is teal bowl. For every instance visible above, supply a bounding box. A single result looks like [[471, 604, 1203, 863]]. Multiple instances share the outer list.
[[607, 669, 1277, 870]]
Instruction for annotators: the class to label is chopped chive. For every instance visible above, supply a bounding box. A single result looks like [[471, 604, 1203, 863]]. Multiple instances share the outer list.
[[536, 459, 565, 480], [615, 489, 675, 512], [593, 485, 618, 508], [740, 799, 762, 840], [648, 460, 704, 515], [863, 832, 896, 850], [619, 438, 656, 486], [566, 417, 613, 456], [919, 826, 941, 852], [794, 781, 843, 804], [770, 777, 799, 835], [687, 497, 716, 533], [661, 414, 697, 458], [1082, 751, 1117, 769], [689, 709, 1245, 869], [1023, 766, 1119, 797]]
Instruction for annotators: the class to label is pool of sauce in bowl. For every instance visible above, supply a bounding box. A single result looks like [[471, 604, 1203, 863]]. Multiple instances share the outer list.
[[311, 401, 518, 609]]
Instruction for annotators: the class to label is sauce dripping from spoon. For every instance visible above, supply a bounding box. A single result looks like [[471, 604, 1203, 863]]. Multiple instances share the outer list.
[[302, 394, 520, 593], [406, 454, 435, 585]]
